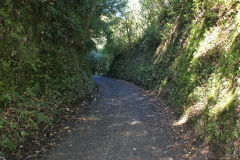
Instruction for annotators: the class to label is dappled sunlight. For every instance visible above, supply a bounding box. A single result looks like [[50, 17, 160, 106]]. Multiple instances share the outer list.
[[173, 114, 189, 126], [173, 72, 237, 126], [136, 130, 148, 136], [145, 114, 155, 118], [173, 102, 207, 126], [121, 129, 148, 138], [108, 122, 123, 128], [205, 75, 237, 118], [157, 76, 168, 96], [122, 131, 132, 137], [211, 89, 236, 118], [77, 116, 101, 122], [114, 114, 126, 118], [110, 98, 121, 106], [190, 22, 237, 67], [193, 26, 221, 58], [154, 16, 180, 64], [236, 11, 240, 32], [129, 120, 142, 125], [171, 15, 240, 128], [107, 118, 143, 129], [107, 114, 115, 118]]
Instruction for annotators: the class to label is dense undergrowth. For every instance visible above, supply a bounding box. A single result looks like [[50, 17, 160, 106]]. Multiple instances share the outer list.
[[108, 0, 240, 158], [0, 0, 125, 158]]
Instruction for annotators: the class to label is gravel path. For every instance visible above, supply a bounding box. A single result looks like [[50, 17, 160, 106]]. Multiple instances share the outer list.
[[41, 76, 214, 160]]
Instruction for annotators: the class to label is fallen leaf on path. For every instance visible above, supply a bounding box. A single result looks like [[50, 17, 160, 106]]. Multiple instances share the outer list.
[[63, 126, 69, 130]]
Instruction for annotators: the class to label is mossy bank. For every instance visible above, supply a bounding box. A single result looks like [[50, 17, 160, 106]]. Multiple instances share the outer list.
[[108, 0, 240, 158]]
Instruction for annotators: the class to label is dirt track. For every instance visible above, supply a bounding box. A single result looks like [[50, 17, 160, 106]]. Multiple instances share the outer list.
[[41, 76, 214, 160]]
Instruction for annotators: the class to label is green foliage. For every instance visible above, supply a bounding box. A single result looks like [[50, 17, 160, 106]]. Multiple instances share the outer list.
[[0, 0, 126, 158], [109, 0, 240, 158]]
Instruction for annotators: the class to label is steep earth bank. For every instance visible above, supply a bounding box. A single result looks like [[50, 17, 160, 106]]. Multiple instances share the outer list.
[[109, 1, 240, 158]]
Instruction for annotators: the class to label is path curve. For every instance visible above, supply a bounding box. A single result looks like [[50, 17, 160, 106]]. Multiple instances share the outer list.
[[42, 76, 213, 160]]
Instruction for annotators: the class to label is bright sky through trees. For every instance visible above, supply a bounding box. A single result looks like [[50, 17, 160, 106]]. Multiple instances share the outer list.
[[128, 0, 141, 13]]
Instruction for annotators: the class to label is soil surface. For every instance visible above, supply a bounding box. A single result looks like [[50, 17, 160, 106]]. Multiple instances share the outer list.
[[40, 76, 215, 160]]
